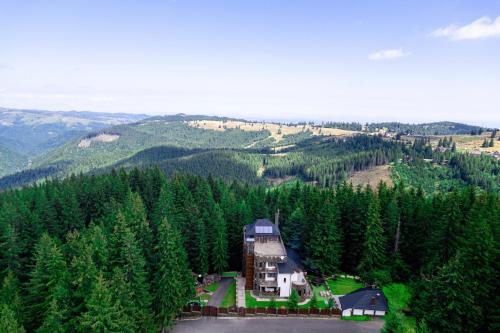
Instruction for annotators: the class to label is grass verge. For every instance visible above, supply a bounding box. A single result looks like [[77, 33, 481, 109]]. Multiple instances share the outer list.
[[220, 279, 236, 308], [327, 277, 363, 295]]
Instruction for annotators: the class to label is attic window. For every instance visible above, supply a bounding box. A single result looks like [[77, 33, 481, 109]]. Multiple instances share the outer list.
[[255, 226, 273, 234]]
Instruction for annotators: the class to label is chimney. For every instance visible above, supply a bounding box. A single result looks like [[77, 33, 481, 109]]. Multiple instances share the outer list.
[[370, 296, 377, 305], [275, 209, 280, 227]]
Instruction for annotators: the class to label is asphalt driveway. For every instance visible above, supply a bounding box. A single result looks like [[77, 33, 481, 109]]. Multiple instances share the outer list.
[[207, 277, 232, 306], [171, 317, 383, 333]]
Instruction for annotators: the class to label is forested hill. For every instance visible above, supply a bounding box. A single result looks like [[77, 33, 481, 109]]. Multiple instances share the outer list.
[[366, 121, 489, 135], [0, 108, 149, 177], [0, 169, 497, 332], [0, 112, 498, 192]]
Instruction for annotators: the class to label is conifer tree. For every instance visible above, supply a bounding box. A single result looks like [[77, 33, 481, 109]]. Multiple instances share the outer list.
[[0, 270, 23, 322], [26, 233, 68, 331], [287, 289, 299, 310], [358, 197, 386, 279], [0, 304, 25, 333], [36, 283, 68, 333], [153, 218, 194, 330], [211, 205, 228, 273], [305, 194, 342, 274], [79, 273, 132, 333], [109, 211, 154, 332]]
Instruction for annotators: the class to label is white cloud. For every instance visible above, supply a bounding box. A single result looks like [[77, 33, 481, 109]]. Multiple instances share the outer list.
[[431, 16, 500, 40], [368, 48, 410, 61]]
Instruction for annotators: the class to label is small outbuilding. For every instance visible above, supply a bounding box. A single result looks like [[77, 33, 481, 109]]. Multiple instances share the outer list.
[[339, 287, 388, 317]]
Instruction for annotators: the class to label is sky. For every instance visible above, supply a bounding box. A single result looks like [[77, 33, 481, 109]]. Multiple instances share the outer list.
[[0, 0, 499, 126]]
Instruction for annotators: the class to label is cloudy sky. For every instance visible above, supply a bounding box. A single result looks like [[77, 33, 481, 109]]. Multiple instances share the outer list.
[[0, 0, 499, 126]]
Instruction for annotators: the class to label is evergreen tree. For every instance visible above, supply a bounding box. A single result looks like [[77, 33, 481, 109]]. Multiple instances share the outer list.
[[211, 205, 228, 273], [305, 193, 342, 274], [79, 273, 132, 333], [0, 270, 23, 323], [26, 233, 68, 331], [287, 289, 299, 310], [358, 197, 386, 280], [36, 283, 68, 333], [109, 211, 154, 332], [0, 304, 25, 333], [153, 218, 194, 330]]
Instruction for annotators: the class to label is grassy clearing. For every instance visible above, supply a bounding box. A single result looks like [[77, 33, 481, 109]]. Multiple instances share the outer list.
[[341, 315, 371, 321], [327, 277, 363, 295], [220, 280, 236, 308], [383, 283, 411, 311], [221, 271, 237, 278], [300, 284, 330, 309], [245, 291, 288, 308], [204, 281, 220, 293], [383, 283, 416, 333], [245, 284, 331, 309]]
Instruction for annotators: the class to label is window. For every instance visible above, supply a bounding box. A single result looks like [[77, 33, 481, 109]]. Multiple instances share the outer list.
[[255, 226, 273, 234], [283, 278, 287, 283]]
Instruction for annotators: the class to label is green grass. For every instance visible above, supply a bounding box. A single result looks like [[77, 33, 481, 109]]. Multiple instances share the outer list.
[[204, 281, 220, 293], [341, 315, 371, 321], [382, 283, 416, 333], [220, 280, 236, 308], [327, 277, 363, 295], [299, 284, 330, 309], [382, 283, 412, 311], [245, 291, 288, 308], [221, 271, 237, 278], [245, 284, 331, 309]]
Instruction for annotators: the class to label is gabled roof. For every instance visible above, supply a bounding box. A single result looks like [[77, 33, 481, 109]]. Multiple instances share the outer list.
[[245, 219, 281, 237], [278, 248, 304, 274], [339, 287, 388, 312]]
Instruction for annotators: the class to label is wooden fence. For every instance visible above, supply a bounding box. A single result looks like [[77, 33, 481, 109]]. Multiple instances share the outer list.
[[182, 305, 342, 318]]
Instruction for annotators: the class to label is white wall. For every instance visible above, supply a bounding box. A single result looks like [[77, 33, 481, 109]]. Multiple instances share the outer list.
[[278, 273, 291, 297], [375, 310, 386, 316], [353, 309, 364, 316], [364, 310, 374, 315], [342, 309, 352, 317]]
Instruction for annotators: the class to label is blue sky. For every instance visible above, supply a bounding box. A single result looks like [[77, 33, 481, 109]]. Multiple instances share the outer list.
[[0, 0, 499, 126]]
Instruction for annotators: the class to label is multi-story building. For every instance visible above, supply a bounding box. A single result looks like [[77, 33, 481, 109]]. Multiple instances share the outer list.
[[243, 218, 310, 300]]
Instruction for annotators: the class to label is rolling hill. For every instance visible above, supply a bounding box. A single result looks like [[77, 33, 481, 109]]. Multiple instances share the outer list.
[[0, 107, 148, 156], [0, 112, 498, 191]]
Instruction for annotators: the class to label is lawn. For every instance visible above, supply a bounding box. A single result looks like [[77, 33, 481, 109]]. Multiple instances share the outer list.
[[382, 283, 411, 311], [204, 281, 220, 293], [327, 277, 363, 295], [245, 284, 331, 309], [220, 280, 236, 308], [341, 315, 371, 321], [221, 271, 237, 278], [383, 283, 416, 333], [245, 291, 288, 308]]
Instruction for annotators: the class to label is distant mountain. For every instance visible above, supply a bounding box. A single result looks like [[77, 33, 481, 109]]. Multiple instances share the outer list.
[[0, 107, 149, 156], [0, 111, 494, 191], [366, 121, 489, 135], [0, 144, 26, 178]]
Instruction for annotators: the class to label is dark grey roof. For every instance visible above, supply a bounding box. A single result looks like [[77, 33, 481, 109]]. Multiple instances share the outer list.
[[245, 219, 281, 237], [339, 287, 388, 312], [278, 248, 304, 274]]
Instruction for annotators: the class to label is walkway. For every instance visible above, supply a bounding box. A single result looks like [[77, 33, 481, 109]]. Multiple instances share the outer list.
[[208, 277, 232, 306], [236, 277, 246, 308]]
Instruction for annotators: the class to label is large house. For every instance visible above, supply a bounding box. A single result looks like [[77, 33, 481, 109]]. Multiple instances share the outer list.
[[339, 287, 388, 317], [243, 218, 310, 300]]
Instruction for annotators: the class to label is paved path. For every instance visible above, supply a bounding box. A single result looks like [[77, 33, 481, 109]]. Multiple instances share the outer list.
[[171, 317, 384, 333], [236, 277, 246, 308], [207, 277, 232, 306]]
